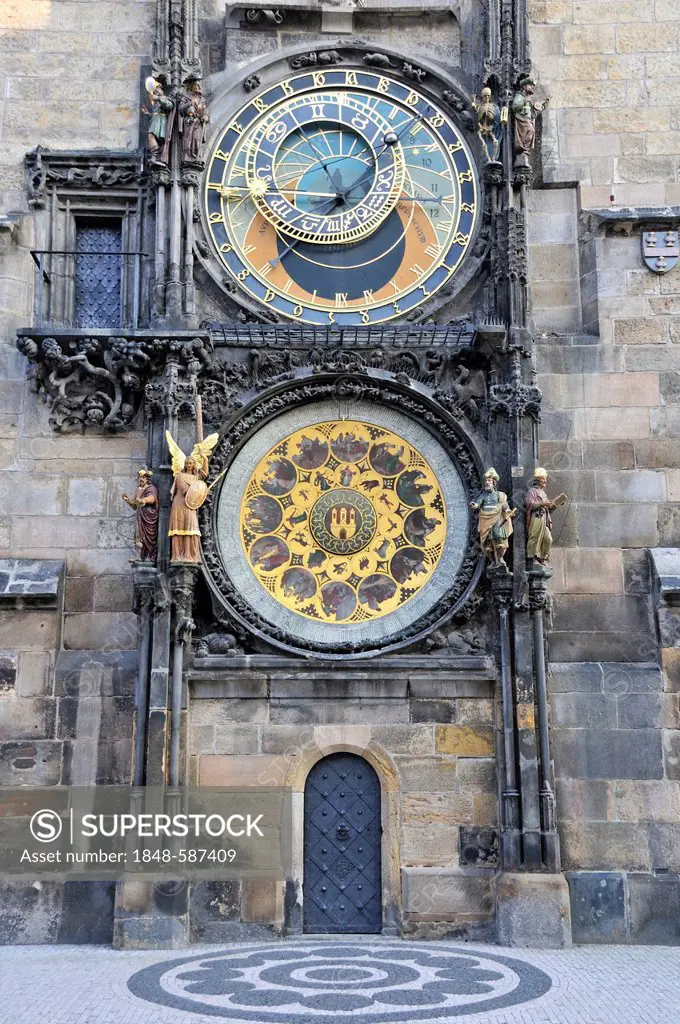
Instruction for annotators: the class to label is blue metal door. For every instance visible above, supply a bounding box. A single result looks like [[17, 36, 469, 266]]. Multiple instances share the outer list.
[[303, 752, 382, 933]]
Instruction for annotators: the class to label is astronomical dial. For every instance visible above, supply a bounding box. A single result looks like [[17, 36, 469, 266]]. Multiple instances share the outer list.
[[204, 68, 480, 325]]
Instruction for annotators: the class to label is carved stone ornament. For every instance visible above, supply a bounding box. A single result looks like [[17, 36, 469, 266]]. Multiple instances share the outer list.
[[16, 332, 213, 432], [489, 380, 542, 420], [199, 375, 485, 659], [243, 74, 261, 92], [289, 50, 342, 70], [26, 148, 143, 209], [642, 230, 679, 274]]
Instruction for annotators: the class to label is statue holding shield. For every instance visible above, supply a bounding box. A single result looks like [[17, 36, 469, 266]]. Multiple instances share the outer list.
[[165, 426, 219, 563]]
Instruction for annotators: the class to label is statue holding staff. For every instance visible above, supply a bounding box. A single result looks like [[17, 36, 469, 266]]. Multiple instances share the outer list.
[[470, 468, 516, 568]]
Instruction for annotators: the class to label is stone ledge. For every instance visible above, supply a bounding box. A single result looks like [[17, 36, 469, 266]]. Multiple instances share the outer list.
[[0, 559, 63, 608], [189, 656, 496, 699], [650, 548, 680, 605]]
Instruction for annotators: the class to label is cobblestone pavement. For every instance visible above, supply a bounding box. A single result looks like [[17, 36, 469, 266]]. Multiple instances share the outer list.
[[1, 939, 679, 1024]]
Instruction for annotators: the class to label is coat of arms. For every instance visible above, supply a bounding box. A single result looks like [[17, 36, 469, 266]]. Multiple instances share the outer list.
[[642, 230, 679, 274]]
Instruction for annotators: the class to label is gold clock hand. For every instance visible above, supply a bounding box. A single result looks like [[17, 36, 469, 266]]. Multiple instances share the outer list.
[[217, 185, 338, 199]]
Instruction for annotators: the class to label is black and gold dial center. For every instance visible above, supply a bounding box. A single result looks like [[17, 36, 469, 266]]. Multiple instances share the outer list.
[[310, 488, 377, 555]]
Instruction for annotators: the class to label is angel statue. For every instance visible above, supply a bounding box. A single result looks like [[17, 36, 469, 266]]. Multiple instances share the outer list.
[[165, 430, 219, 563]]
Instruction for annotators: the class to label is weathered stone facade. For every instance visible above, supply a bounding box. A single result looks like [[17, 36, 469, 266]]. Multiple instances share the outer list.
[[0, 0, 678, 948]]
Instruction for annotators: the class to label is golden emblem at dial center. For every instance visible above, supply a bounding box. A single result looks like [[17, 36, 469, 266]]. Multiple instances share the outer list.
[[240, 420, 447, 623]]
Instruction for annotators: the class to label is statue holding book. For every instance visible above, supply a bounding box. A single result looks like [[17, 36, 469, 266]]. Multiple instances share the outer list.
[[525, 467, 567, 565]]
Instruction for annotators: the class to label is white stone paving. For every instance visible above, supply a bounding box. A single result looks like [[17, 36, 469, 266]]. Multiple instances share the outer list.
[[1, 940, 679, 1024]]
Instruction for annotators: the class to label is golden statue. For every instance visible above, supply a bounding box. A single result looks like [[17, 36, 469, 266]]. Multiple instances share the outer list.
[[165, 429, 219, 563]]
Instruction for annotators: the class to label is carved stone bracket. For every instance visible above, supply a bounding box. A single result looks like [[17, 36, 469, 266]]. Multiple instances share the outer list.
[[16, 330, 212, 432], [168, 563, 200, 643]]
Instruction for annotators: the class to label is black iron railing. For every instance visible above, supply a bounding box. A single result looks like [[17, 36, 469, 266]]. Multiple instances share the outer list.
[[30, 249, 146, 330], [206, 320, 477, 350]]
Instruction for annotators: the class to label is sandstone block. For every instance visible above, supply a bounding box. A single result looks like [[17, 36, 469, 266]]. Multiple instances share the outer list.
[[615, 317, 667, 344], [596, 470, 666, 503], [371, 724, 434, 754], [435, 725, 494, 756], [613, 780, 680, 822], [560, 821, 652, 870], [396, 757, 459, 792], [556, 778, 612, 821], [261, 725, 315, 754], [563, 24, 615, 53], [402, 793, 474, 826], [212, 726, 261, 755], [241, 879, 282, 924], [580, 408, 651, 440], [401, 823, 459, 867], [617, 22, 679, 52], [403, 868, 494, 920], [561, 547, 624, 594], [199, 754, 289, 788]]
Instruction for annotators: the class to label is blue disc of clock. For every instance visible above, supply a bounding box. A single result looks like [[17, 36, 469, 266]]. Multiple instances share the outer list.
[[277, 210, 405, 301]]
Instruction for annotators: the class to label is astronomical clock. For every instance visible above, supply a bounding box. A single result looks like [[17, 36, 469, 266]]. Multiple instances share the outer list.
[[198, 46, 488, 658], [203, 62, 480, 325]]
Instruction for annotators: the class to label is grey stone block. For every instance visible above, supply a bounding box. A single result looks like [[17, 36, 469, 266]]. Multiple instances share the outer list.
[[658, 507, 680, 547], [617, 693, 663, 729], [556, 778, 610, 821], [0, 652, 16, 693], [623, 549, 652, 595], [649, 548, 680, 603], [549, 631, 656, 663], [554, 729, 664, 780], [0, 881, 61, 944], [663, 731, 680, 780], [577, 504, 658, 548], [58, 881, 114, 944], [410, 699, 456, 722], [550, 662, 663, 694], [628, 873, 680, 945], [54, 651, 137, 698], [189, 880, 240, 942], [189, 673, 268, 699], [261, 725, 314, 754], [270, 674, 407, 699], [551, 692, 618, 729], [648, 824, 680, 874], [496, 872, 572, 948], [566, 871, 627, 944], [0, 697, 56, 742], [0, 740, 62, 785]]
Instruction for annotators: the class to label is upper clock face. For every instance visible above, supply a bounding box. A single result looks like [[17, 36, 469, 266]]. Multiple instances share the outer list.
[[204, 68, 480, 325]]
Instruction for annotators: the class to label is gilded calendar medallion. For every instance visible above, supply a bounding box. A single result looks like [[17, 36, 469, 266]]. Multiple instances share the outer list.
[[239, 420, 447, 623]]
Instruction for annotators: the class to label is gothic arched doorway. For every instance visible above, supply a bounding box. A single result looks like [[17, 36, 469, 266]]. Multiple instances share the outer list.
[[303, 752, 382, 933]]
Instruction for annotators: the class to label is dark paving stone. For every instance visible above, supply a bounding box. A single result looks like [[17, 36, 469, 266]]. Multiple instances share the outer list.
[[566, 872, 626, 944]]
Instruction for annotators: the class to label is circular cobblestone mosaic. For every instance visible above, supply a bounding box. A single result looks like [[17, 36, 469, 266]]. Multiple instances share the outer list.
[[128, 942, 552, 1022]]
